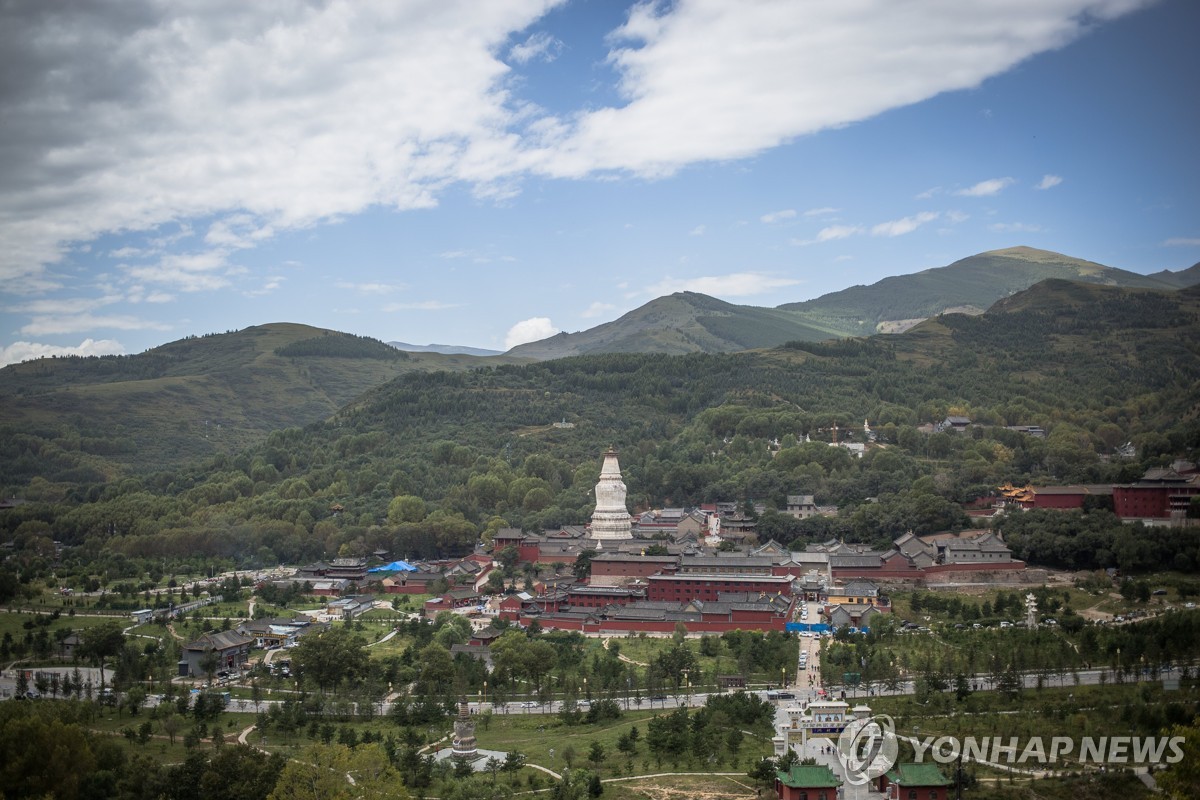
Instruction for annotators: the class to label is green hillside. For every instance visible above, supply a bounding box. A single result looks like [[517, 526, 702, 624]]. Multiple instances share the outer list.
[[5, 280, 1197, 567], [779, 246, 1194, 336], [0, 323, 524, 482], [506, 248, 1199, 359], [505, 292, 840, 359]]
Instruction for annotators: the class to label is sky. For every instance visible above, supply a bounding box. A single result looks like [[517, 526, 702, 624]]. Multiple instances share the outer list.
[[1, 0, 1197, 365]]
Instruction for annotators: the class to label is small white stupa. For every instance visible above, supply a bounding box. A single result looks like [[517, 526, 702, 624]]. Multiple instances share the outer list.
[[591, 448, 633, 541]]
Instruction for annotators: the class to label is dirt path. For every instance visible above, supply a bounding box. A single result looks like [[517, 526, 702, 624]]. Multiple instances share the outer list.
[[1077, 593, 1122, 621]]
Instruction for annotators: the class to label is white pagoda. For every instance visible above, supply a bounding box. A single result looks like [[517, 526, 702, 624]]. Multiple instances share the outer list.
[[590, 448, 633, 541]]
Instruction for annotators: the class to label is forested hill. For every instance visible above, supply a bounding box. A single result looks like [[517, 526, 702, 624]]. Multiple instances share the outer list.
[[0, 323, 521, 482], [505, 291, 841, 359], [6, 279, 1197, 568], [777, 246, 1198, 336], [505, 247, 1200, 359]]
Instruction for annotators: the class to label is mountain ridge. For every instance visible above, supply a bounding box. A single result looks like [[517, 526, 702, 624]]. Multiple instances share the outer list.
[[0, 322, 520, 480], [388, 341, 503, 357], [505, 246, 1200, 359]]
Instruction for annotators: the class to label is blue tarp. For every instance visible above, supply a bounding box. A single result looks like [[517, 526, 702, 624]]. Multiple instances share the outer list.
[[368, 560, 418, 573], [786, 622, 869, 634]]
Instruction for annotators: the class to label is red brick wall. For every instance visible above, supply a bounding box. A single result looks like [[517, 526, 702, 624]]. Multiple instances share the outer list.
[[591, 561, 670, 579], [384, 584, 428, 595], [1033, 493, 1087, 509], [922, 561, 1025, 574], [647, 576, 792, 602], [520, 615, 791, 635], [1114, 486, 1171, 519]]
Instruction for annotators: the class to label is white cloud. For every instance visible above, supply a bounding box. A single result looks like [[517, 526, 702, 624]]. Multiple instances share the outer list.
[[793, 224, 864, 245], [0, 0, 1148, 293], [689, 225, 706, 236], [337, 281, 404, 294], [645, 272, 800, 297], [944, 210, 970, 224], [581, 302, 616, 318], [382, 300, 462, 311], [8, 295, 122, 315], [20, 313, 171, 336], [509, 31, 563, 64], [1164, 237, 1200, 246], [145, 292, 175, 304], [1036, 174, 1064, 190], [243, 276, 285, 297], [916, 187, 941, 200], [0, 338, 126, 367], [956, 177, 1016, 197], [989, 221, 1043, 233], [871, 211, 939, 237], [205, 215, 276, 249], [804, 207, 839, 217], [0, 1, 563, 289], [530, 2, 1144, 178], [761, 209, 797, 223], [123, 250, 235, 292], [505, 316, 559, 349]]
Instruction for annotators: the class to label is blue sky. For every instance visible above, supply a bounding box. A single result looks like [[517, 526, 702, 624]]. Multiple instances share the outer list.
[[1, 0, 1197, 364]]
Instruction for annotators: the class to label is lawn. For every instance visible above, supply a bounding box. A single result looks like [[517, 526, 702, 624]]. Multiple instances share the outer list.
[[472, 707, 776, 776], [607, 633, 777, 690], [869, 680, 1195, 769]]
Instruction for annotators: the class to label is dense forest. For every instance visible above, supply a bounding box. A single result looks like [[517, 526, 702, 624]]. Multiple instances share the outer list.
[[1, 282, 1198, 580]]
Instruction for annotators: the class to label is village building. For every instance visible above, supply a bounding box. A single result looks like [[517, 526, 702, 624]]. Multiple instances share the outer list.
[[1113, 468, 1200, 526], [424, 587, 483, 615], [235, 616, 323, 649], [997, 483, 1113, 510], [179, 631, 254, 677], [646, 572, 792, 602], [510, 591, 794, 634], [775, 764, 842, 800], [937, 530, 1015, 564], [935, 416, 972, 434], [822, 579, 889, 627], [295, 558, 368, 584], [322, 595, 376, 621], [677, 554, 775, 576], [589, 552, 679, 586], [381, 570, 443, 594], [716, 513, 758, 543], [565, 584, 646, 609], [784, 494, 819, 519], [876, 763, 953, 800]]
